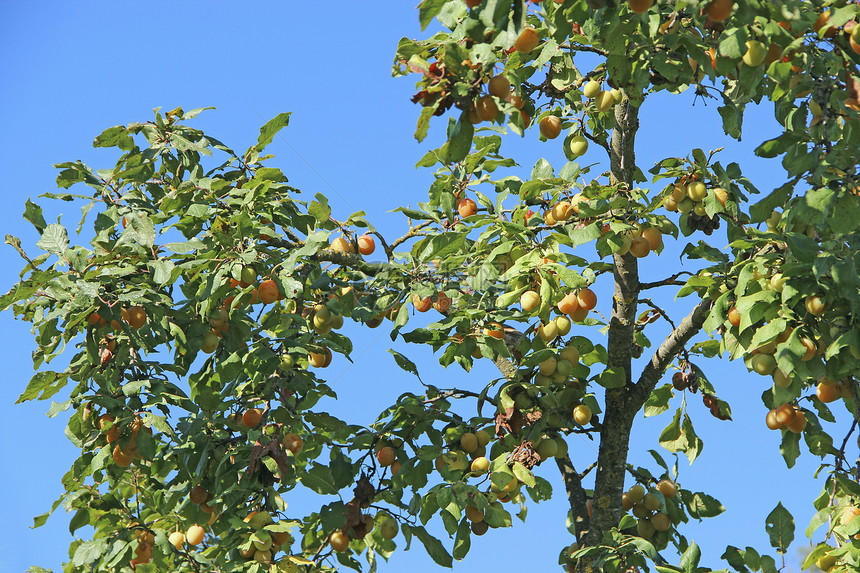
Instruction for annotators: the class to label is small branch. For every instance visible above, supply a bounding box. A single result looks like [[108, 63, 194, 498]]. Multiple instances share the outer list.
[[578, 461, 598, 480], [281, 227, 303, 245], [295, 248, 384, 277], [639, 271, 693, 290], [632, 299, 713, 406], [422, 388, 491, 406], [625, 464, 657, 485], [579, 126, 611, 155], [390, 221, 434, 251], [638, 299, 677, 330], [558, 42, 609, 56], [834, 419, 858, 473]]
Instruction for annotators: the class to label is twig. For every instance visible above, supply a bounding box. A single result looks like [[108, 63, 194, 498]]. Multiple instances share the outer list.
[[578, 461, 598, 480], [390, 221, 434, 251], [638, 298, 677, 330], [834, 419, 858, 472], [422, 388, 487, 405], [639, 271, 694, 290]]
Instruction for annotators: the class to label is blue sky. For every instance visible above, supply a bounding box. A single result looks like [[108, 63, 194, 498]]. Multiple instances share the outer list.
[[0, 2, 842, 572]]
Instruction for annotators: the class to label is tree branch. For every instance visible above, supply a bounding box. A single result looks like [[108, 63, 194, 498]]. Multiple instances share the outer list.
[[631, 299, 713, 406], [555, 455, 590, 543], [639, 271, 693, 290], [422, 388, 493, 407], [638, 298, 677, 330], [301, 249, 386, 276], [389, 221, 434, 251]]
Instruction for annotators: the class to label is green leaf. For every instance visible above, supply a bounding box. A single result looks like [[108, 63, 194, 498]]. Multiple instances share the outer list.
[[512, 462, 535, 488], [750, 184, 794, 222], [760, 555, 778, 573], [681, 240, 729, 263], [829, 194, 860, 234], [404, 524, 453, 568], [36, 224, 69, 256], [72, 539, 108, 568], [24, 199, 47, 233], [443, 113, 474, 164], [415, 106, 434, 142], [626, 537, 658, 560], [309, 193, 332, 223], [418, 0, 448, 30], [452, 518, 471, 560], [152, 259, 175, 286], [69, 508, 90, 534], [802, 544, 834, 571], [595, 366, 626, 389], [388, 350, 422, 382], [691, 148, 707, 168], [644, 384, 673, 417], [48, 399, 72, 418], [722, 546, 749, 572], [394, 207, 440, 222], [828, 4, 860, 28], [718, 100, 743, 140], [647, 449, 669, 472], [659, 408, 684, 453], [681, 412, 704, 463], [32, 512, 51, 529], [568, 223, 601, 246], [134, 428, 157, 460], [93, 125, 133, 149], [17, 372, 68, 403], [742, 546, 761, 571], [680, 541, 701, 573], [764, 502, 794, 553], [559, 161, 580, 181], [300, 463, 339, 495], [252, 112, 291, 153], [53, 161, 101, 189], [531, 158, 554, 180], [780, 430, 800, 469], [683, 491, 725, 519], [805, 508, 829, 539]]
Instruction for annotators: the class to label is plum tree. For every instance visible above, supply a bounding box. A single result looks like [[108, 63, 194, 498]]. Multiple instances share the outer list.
[[4, 1, 860, 573]]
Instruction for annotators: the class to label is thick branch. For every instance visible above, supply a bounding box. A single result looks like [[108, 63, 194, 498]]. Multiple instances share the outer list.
[[555, 455, 590, 543], [631, 299, 712, 406]]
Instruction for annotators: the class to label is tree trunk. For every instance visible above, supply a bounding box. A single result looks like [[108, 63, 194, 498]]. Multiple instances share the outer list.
[[583, 95, 642, 547]]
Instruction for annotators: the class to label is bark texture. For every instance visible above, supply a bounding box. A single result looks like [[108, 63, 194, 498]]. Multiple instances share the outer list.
[[585, 94, 643, 546]]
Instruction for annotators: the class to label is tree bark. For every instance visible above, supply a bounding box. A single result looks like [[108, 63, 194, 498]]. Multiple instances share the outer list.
[[584, 94, 643, 547], [556, 455, 590, 542]]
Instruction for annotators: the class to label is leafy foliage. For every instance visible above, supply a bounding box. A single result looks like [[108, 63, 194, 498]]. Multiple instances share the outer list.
[[6, 0, 860, 572]]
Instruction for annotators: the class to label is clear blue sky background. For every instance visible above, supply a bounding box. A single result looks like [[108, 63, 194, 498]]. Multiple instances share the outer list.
[[0, 3, 846, 572]]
